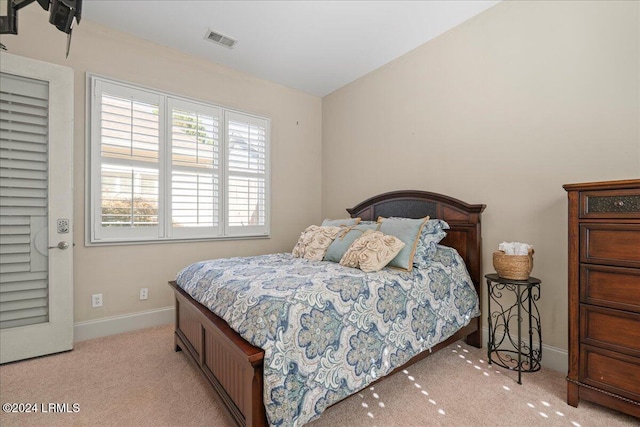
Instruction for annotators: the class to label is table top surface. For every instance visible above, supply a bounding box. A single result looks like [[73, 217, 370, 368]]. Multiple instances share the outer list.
[[485, 273, 541, 285]]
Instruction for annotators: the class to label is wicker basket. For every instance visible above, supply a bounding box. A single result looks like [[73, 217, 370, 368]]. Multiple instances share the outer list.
[[493, 249, 534, 280]]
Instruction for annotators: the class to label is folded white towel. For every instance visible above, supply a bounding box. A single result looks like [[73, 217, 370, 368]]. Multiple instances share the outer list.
[[498, 241, 532, 255]]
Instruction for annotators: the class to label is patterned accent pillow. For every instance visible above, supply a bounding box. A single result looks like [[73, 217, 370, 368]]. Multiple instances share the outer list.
[[321, 218, 361, 227], [377, 216, 429, 271], [323, 223, 379, 263], [292, 225, 342, 261], [340, 230, 405, 272], [413, 219, 450, 268]]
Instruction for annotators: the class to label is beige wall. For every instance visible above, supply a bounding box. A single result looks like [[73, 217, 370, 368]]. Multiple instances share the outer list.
[[0, 7, 322, 323], [322, 1, 640, 351]]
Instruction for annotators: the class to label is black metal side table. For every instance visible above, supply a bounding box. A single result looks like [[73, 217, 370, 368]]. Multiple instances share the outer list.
[[485, 273, 542, 384]]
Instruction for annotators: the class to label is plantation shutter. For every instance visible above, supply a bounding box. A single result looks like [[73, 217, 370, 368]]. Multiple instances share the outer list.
[[92, 80, 162, 241], [88, 75, 270, 243], [168, 98, 221, 238], [225, 111, 269, 236], [0, 73, 49, 329]]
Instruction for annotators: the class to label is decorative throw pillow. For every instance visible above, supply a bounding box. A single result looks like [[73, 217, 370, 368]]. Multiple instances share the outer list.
[[321, 218, 361, 227], [323, 223, 379, 263], [413, 219, 450, 268], [292, 225, 341, 261], [377, 216, 429, 271], [340, 230, 405, 272]]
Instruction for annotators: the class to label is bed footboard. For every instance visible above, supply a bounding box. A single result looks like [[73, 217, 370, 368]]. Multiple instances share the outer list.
[[169, 281, 267, 427]]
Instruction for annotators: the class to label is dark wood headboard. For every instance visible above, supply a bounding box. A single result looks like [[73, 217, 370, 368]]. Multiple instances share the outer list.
[[347, 190, 486, 292]]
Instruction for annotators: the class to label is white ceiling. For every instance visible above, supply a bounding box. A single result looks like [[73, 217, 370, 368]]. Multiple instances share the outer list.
[[82, 1, 500, 97]]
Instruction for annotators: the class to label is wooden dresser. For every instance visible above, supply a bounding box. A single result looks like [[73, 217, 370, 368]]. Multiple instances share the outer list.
[[563, 179, 640, 418]]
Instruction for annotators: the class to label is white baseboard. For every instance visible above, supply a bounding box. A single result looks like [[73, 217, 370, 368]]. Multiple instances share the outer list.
[[74, 306, 175, 342], [482, 327, 567, 373], [537, 341, 568, 373]]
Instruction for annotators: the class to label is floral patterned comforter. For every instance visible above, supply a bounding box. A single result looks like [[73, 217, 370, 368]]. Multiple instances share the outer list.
[[176, 248, 480, 427]]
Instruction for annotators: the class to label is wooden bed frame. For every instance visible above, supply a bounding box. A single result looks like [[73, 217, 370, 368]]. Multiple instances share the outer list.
[[168, 190, 486, 427]]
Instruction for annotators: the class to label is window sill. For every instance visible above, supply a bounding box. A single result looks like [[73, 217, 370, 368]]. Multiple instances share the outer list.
[[85, 234, 271, 247]]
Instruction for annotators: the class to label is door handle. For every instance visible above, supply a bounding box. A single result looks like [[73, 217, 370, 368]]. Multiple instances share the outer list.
[[49, 241, 70, 250]]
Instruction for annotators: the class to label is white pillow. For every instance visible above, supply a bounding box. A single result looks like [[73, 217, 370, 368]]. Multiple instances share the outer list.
[[340, 230, 405, 272], [292, 225, 341, 260]]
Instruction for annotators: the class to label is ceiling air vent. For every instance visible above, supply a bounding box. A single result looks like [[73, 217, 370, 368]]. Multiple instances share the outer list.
[[204, 29, 237, 49]]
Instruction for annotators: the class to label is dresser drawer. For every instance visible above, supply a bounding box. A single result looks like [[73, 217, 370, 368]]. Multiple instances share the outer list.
[[580, 264, 640, 313], [581, 189, 640, 219], [580, 345, 640, 401], [580, 224, 640, 268], [580, 305, 640, 357]]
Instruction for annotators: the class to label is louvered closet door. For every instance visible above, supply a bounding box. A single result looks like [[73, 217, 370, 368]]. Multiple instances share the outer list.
[[0, 53, 74, 364]]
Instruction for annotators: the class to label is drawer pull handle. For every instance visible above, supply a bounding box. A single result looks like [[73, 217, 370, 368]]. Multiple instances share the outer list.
[[613, 200, 624, 207]]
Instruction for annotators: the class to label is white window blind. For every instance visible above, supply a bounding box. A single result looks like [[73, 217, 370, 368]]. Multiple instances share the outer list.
[[91, 80, 162, 241], [226, 112, 268, 236], [0, 73, 49, 329], [169, 98, 221, 238], [89, 75, 270, 244]]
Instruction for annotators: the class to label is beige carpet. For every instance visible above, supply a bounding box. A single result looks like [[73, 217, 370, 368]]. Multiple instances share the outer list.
[[0, 325, 637, 427]]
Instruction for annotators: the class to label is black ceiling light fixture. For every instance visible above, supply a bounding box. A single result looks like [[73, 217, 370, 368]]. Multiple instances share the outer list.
[[0, 0, 82, 57]]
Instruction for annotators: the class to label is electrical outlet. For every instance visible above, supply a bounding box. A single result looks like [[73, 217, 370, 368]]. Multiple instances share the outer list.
[[92, 293, 103, 308], [139, 288, 148, 300]]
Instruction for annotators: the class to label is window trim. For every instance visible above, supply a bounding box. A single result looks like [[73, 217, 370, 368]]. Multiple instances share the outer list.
[[85, 74, 271, 246]]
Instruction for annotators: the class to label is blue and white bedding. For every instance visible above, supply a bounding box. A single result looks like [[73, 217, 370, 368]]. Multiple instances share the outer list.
[[176, 247, 480, 427]]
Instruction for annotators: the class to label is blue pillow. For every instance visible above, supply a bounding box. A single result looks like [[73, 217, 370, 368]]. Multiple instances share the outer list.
[[413, 219, 450, 268], [377, 217, 429, 271], [321, 218, 360, 227], [324, 223, 378, 263]]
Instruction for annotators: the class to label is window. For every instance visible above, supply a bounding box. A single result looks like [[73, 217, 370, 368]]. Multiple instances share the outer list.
[[88, 76, 270, 244]]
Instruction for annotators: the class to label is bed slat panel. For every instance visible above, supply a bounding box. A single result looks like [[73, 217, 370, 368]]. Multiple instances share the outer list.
[[205, 328, 247, 413], [178, 301, 202, 358]]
